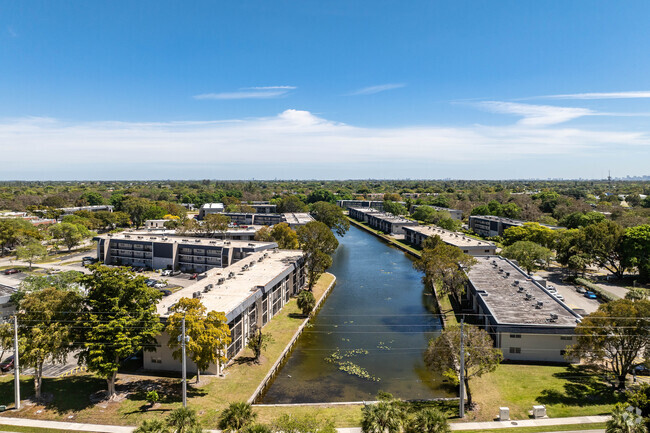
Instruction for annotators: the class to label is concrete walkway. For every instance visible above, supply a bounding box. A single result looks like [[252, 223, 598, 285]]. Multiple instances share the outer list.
[[0, 414, 611, 432]]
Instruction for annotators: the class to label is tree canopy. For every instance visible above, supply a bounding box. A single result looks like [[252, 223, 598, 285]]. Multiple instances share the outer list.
[[568, 299, 650, 389], [78, 265, 163, 397], [310, 201, 349, 236], [296, 221, 339, 290], [500, 240, 552, 274], [166, 297, 231, 382]]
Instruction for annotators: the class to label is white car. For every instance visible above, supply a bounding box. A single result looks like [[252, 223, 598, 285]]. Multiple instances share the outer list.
[[553, 293, 564, 301], [154, 282, 166, 289], [161, 270, 172, 276]]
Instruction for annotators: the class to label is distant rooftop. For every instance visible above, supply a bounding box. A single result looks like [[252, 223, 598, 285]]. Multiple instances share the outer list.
[[200, 203, 225, 210], [157, 249, 303, 321], [468, 256, 581, 327], [469, 215, 563, 230], [100, 233, 275, 249], [283, 213, 314, 225], [404, 225, 494, 248]]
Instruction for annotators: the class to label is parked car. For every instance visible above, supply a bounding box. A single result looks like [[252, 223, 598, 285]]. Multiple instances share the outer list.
[[547, 285, 556, 290], [190, 273, 198, 280], [0, 355, 14, 372], [576, 286, 586, 294], [547, 288, 558, 294], [3, 269, 21, 275], [553, 293, 565, 301], [154, 282, 166, 289], [161, 269, 172, 276], [159, 289, 172, 296], [584, 291, 597, 299]]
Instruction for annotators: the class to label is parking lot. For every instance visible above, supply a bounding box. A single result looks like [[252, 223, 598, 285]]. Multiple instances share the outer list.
[[536, 268, 601, 314]]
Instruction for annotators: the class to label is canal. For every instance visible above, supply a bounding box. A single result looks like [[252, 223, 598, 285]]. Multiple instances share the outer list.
[[260, 225, 454, 403]]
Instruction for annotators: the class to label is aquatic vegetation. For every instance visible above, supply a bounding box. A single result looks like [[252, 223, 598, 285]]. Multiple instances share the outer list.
[[325, 348, 379, 381]]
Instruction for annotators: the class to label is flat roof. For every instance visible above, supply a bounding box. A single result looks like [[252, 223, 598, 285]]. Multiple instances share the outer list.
[[404, 225, 494, 248], [469, 215, 563, 230], [157, 250, 303, 320], [99, 233, 276, 249], [200, 203, 225, 210], [468, 256, 580, 327], [283, 213, 314, 225]]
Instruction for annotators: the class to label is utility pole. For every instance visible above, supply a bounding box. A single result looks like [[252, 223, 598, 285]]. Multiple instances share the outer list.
[[180, 315, 188, 408], [459, 317, 465, 418], [13, 315, 20, 410]]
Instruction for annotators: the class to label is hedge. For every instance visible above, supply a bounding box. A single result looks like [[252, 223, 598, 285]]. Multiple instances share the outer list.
[[575, 277, 620, 302]]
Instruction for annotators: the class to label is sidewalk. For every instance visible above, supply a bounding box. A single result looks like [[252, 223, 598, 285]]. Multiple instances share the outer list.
[[0, 414, 611, 433]]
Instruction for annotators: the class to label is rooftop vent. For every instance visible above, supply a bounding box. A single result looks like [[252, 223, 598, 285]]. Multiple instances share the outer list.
[[536, 301, 544, 309], [550, 313, 558, 320], [518, 286, 525, 292], [505, 272, 510, 277], [525, 293, 533, 300], [195, 239, 201, 243], [514, 280, 520, 286], [217, 278, 225, 285], [192, 291, 202, 299]]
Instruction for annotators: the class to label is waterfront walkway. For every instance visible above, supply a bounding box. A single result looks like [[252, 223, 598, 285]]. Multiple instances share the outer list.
[[0, 414, 610, 432]]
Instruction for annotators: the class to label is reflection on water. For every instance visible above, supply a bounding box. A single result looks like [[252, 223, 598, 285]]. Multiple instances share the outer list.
[[260, 225, 455, 403]]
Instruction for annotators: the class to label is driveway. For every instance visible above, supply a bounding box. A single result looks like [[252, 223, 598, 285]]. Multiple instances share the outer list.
[[535, 268, 601, 315]]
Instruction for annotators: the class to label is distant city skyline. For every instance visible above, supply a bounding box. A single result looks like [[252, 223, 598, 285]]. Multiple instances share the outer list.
[[1, 1, 649, 180]]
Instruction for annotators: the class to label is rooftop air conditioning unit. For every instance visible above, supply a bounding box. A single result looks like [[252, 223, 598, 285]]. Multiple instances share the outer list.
[[192, 291, 202, 299], [210, 241, 216, 244], [195, 239, 201, 243], [550, 313, 558, 320], [514, 280, 520, 285], [505, 272, 510, 277], [525, 293, 533, 300], [217, 278, 225, 285], [536, 301, 544, 309]]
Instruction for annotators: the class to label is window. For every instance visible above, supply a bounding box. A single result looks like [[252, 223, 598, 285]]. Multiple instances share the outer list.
[[151, 357, 162, 364], [560, 336, 573, 341], [509, 347, 521, 354], [485, 250, 491, 253], [510, 334, 521, 339]]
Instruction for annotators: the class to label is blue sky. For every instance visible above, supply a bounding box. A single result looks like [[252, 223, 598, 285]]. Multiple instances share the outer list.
[[1, 1, 649, 180]]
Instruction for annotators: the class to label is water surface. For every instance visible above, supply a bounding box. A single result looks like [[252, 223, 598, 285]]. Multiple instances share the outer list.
[[260, 225, 454, 403]]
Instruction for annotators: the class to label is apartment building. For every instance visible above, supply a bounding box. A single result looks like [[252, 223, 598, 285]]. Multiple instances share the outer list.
[[468, 215, 562, 237], [95, 234, 276, 273], [403, 225, 496, 256], [145, 249, 306, 373], [410, 204, 463, 221], [348, 207, 418, 235], [462, 256, 581, 363]]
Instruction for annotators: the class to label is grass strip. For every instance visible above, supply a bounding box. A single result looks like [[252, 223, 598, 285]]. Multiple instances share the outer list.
[[455, 421, 607, 433]]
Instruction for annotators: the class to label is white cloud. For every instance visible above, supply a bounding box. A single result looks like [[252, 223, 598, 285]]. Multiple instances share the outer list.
[[478, 101, 596, 126], [349, 83, 406, 96], [540, 91, 650, 100], [193, 86, 296, 100], [0, 109, 646, 178]]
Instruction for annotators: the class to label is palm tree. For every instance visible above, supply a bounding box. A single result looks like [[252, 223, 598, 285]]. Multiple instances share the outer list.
[[407, 408, 450, 433], [361, 400, 406, 433], [134, 419, 169, 433], [218, 402, 257, 432], [166, 407, 201, 433], [606, 405, 648, 433]]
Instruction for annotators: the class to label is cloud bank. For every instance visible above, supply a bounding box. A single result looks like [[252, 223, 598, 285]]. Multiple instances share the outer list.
[[194, 86, 296, 100], [349, 83, 406, 95], [0, 109, 646, 179]]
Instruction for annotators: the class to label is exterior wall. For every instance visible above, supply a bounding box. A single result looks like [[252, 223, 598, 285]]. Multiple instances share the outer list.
[[498, 332, 576, 363], [403, 227, 497, 256], [145, 220, 167, 229], [337, 200, 386, 211], [366, 213, 418, 235]]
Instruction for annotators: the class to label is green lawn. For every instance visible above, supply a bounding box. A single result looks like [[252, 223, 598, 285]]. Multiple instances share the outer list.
[[0, 426, 105, 433], [468, 363, 622, 422]]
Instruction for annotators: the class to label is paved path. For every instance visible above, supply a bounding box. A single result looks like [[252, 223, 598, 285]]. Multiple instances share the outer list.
[[0, 414, 611, 432]]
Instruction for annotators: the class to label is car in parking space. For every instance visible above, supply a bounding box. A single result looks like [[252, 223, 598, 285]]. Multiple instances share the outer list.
[[576, 286, 586, 294], [3, 268, 21, 275], [0, 355, 14, 372], [159, 289, 172, 296], [584, 291, 598, 299], [154, 282, 166, 289], [190, 273, 198, 280], [553, 293, 565, 301], [161, 269, 172, 277]]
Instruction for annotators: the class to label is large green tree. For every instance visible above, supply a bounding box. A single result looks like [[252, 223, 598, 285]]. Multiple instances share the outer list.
[[582, 221, 628, 279], [78, 265, 163, 398], [203, 214, 231, 238], [500, 240, 552, 274], [424, 324, 503, 408], [623, 225, 650, 282], [18, 287, 83, 400], [501, 223, 558, 249], [414, 236, 477, 298], [166, 297, 231, 382], [568, 299, 650, 389], [310, 202, 350, 236], [0, 218, 42, 255], [270, 223, 299, 249], [49, 222, 94, 251], [15, 240, 47, 270], [296, 221, 339, 290]]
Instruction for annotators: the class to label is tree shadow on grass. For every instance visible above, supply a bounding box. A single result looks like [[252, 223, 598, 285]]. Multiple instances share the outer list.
[[43, 376, 106, 413], [287, 313, 308, 320], [537, 365, 624, 409]]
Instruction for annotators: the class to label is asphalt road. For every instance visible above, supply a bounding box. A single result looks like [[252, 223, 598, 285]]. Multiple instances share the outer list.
[[535, 268, 601, 314]]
